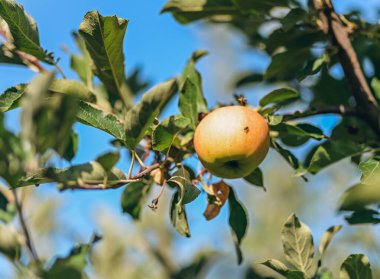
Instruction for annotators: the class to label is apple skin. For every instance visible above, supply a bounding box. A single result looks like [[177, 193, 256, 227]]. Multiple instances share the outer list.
[[193, 106, 270, 179]]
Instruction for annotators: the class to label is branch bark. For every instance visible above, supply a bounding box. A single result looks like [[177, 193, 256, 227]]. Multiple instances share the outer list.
[[313, 0, 380, 133]]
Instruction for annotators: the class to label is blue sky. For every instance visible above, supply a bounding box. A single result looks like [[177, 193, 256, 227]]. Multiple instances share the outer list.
[[1, 0, 380, 277]]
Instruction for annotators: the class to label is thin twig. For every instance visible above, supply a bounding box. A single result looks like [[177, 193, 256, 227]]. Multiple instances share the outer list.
[[135, 152, 148, 169], [127, 151, 136, 179], [11, 189, 39, 264]]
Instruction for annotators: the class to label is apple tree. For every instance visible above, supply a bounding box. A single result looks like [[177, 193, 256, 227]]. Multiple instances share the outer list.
[[0, 0, 379, 278]]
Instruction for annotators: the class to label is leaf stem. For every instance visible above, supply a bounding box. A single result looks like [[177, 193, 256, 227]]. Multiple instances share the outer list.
[[127, 151, 136, 179], [135, 152, 148, 168]]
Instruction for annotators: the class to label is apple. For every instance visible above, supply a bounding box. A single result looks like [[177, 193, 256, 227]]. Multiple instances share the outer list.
[[194, 106, 270, 179]]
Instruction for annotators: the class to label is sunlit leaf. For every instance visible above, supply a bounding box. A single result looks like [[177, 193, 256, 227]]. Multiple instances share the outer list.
[[0, 84, 26, 112], [0, 0, 53, 63], [261, 259, 289, 277], [152, 115, 190, 152], [49, 79, 95, 102], [281, 214, 314, 275], [124, 79, 178, 150], [319, 225, 342, 258], [79, 11, 132, 107], [76, 101, 126, 142]]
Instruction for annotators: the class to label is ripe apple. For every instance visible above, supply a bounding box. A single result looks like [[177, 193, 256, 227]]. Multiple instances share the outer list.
[[194, 106, 270, 179]]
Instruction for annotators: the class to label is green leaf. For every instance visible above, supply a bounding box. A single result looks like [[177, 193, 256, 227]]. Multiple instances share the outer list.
[[0, 44, 24, 65], [233, 0, 289, 12], [344, 209, 380, 225], [235, 73, 263, 88], [49, 79, 95, 102], [243, 168, 264, 190], [265, 49, 310, 81], [359, 159, 380, 185], [152, 115, 190, 152], [339, 183, 380, 211], [167, 166, 200, 204], [180, 50, 208, 117], [0, 224, 23, 260], [161, 0, 238, 24], [228, 186, 248, 265], [121, 179, 153, 220], [21, 72, 78, 159], [70, 32, 93, 87], [281, 214, 314, 275], [179, 79, 199, 129], [79, 11, 132, 107], [282, 8, 307, 32], [319, 270, 335, 279], [261, 259, 289, 277], [62, 130, 78, 162], [297, 54, 329, 81], [0, 84, 26, 112], [267, 114, 283, 126], [260, 88, 300, 107], [339, 254, 372, 279], [311, 70, 351, 106], [370, 77, 380, 101], [126, 67, 150, 95], [0, 126, 25, 186], [76, 100, 126, 142], [271, 140, 305, 176], [170, 191, 191, 237], [319, 225, 342, 258], [45, 235, 101, 279], [0, 0, 52, 63], [273, 123, 325, 147], [124, 79, 178, 150], [96, 151, 120, 172], [171, 254, 210, 279], [307, 140, 365, 174]]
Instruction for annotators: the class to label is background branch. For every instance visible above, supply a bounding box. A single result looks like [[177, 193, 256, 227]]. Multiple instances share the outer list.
[[313, 0, 380, 133], [11, 189, 40, 264]]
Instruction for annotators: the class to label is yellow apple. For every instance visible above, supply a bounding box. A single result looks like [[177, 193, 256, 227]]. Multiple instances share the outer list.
[[194, 106, 269, 179]]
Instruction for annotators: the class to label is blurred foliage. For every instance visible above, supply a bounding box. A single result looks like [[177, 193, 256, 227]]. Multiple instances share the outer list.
[[0, 0, 380, 278]]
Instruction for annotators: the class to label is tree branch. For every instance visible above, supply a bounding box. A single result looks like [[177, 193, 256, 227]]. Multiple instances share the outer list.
[[11, 189, 40, 264], [61, 163, 161, 190], [313, 0, 380, 133]]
